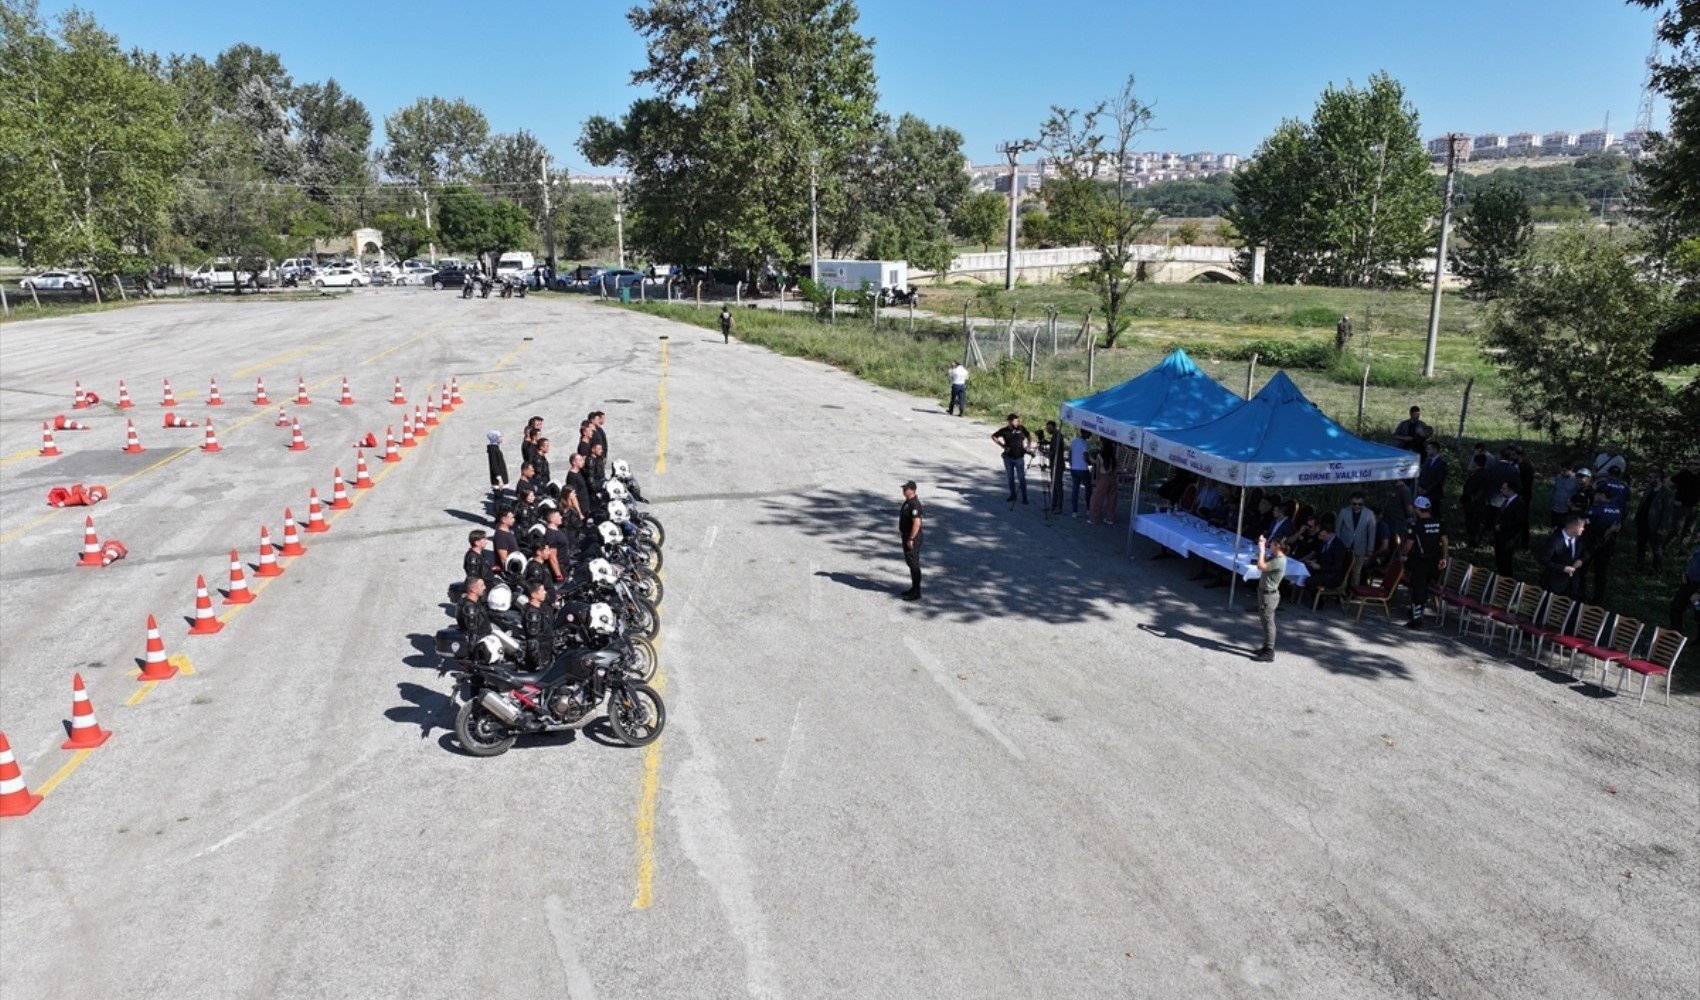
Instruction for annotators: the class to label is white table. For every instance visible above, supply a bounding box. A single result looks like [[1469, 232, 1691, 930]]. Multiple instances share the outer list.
[[1135, 512, 1310, 586]]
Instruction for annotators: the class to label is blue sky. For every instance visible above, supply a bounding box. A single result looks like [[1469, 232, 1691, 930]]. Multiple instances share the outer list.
[[59, 0, 1666, 172]]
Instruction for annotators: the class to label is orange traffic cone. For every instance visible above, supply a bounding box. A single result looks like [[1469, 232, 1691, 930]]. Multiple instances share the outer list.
[[296, 375, 311, 405], [354, 450, 376, 487], [339, 376, 354, 406], [77, 515, 102, 566], [223, 548, 254, 604], [439, 380, 454, 413], [121, 419, 143, 453], [279, 508, 307, 556], [161, 378, 177, 407], [60, 674, 113, 749], [53, 414, 91, 431], [116, 379, 134, 409], [275, 406, 291, 426], [255, 376, 270, 405], [288, 418, 309, 452], [449, 377, 462, 408], [383, 427, 401, 463], [425, 394, 440, 427], [0, 733, 43, 817], [391, 376, 406, 405], [188, 574, 223, 635], [202, 418, 222, 453], [400, 413, 417, 448], [329, 469, 352, 509], [412, 405, 429, 438], [40, 423, 60, 457], [254, 526, 284, 577], [305, 489, 329, 533], [73, 381, 89, 410], [163, 411, 198, 428], [207, 376, 224, 406], [137, 614, 178, 681]]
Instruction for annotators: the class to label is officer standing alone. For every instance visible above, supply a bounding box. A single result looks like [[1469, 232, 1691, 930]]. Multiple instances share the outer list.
[[1400, 496, 1449, 629], [898, 481, 923, 601]]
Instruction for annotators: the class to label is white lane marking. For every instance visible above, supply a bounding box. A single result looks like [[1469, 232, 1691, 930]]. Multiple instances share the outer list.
[[904, 636, 1026, 761], [190, 752, 373, 859], [703, 524, 719, 549], [544, 895, 602, 1000], [771, 699, 808, 807]]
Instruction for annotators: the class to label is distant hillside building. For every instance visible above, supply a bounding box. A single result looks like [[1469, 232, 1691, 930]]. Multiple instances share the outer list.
[[1505, 131, 1540, 154], [1473, 133, 1507, 157], [1427, 135, 1471, 162], [1541, 131, 1577, 154], [1621, 128, 1651, 157], [1575, 129, 1614, 153]]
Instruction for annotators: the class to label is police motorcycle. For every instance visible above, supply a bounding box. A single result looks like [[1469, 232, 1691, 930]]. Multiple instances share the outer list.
[[553, 554, 659, 642], [605, 461, 664, 549], [556, 594, 657, 682], [580, 519, 664, 606], [599, 485, 665, 565]]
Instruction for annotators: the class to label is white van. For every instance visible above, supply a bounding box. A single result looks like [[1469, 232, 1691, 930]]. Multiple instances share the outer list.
[[189, 257, 278, 290], [496, 251, 537, 280]]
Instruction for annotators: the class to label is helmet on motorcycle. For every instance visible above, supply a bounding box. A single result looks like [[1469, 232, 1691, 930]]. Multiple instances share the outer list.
[[612, 459, 630, 479], [588, 603, 616, 634], [605, 479, 630, 501], [588, 558, 618, 585], [597, 521, 622, 546], [606, 499, 630, 523], [487, 583, 514, 613], [474, 635, 504, 664], [504, 552, 528, 576], [537, 496, 558, 514], [524, 522, 546, 542]]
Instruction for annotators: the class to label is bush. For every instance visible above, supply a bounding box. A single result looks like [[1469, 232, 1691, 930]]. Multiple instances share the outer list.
[[1216, 339, 1335, 370], [1286, 306, 1340, 328]]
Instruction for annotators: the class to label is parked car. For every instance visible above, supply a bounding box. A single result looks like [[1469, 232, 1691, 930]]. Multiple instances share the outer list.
[[426, 267, 471, 290], [395, 263, 438, 285], [189, 258, 278, 290], [21, 269, 92, 290], [592, 268, 643, 293], [313, 266, 367, 288]]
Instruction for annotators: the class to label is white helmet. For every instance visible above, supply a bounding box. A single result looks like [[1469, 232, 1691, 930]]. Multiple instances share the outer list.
[[505, 552, 528, 576], [612, 459, 630, 479], [598, 521, 623, 546], [524, 522, 546, 542], [588, 558, 617, 585], [606, 479, 630, 501], [537, 496, 558, 514], [588, 602, 616, 634], [606, 499, 630, 523], [474, 635, 504, 664], [487, 583, 513, 613]]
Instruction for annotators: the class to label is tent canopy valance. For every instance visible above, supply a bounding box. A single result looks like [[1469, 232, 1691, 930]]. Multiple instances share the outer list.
[[1058, 348, 1243, 450]]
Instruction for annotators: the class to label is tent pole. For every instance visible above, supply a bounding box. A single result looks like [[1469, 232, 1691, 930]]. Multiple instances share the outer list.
[[1126, 442, 1147, 556], [1227, 487, 1247, 608]]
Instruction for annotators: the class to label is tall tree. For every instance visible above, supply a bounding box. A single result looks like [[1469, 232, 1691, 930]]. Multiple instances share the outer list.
[[1036, 75, 1161, 346], [382, 96, 490, 187], [435, 185, 530, 271], [0, 2, 185, 273], [1451, 181, 1533, 299], [211, 43, 297, 181], [858, 114, 970, 273], [560, 187, 619, 260], [295, 79, 373, 201], [579, 0, 879, 273], [952, 190, 1006, 251], [479, 129, 551, 223]]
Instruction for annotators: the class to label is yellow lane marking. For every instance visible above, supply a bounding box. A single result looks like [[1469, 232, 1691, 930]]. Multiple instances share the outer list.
[[35, 749, 93, 797], [233, 343, 328, 379], [656, 339, 669, 476], [0, 447, 40, 468], [360, 329, 434, 365], [633, 671, 666, 909], [492, 336, 534, 373], [123, 681, 158, 708], [171, 654, 195, 676]]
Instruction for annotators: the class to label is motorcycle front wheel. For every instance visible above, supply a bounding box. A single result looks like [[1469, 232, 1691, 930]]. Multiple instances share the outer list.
[[455, 699, 518, 757], [636, 540, 663, 571], [635, 513, 665, 548], [624, 597, 659, 640], [622, 636, 658, 682], [630, 572, 664, 606], [608, 683, 665, 747]]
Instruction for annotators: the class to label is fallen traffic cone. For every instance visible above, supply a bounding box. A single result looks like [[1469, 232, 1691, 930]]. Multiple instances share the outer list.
[[0, 733, 43, 817], [296, 375, 311, 405], [60, 674, 113, 749], [288, 418, 308, 451], [161, 378, 177, 407], [279, 508, 307, 556], [275, 406, 291, 427], [116, 379, 134, 409], [137, 614, 178, 681], [77, 515, 102, 566], [449, 377, 462, 408], [100, 539, 127, 565], [305, 489, 329, 533], [339, 376, 354, 406], [52, 415, 91, 431], [254, 526, 283, 577], [355, 431, 377, 449], [439, 380, 454, 413], [425, 394, 440, 427], [223, 549, 254, 604], [254, 376, 270, 405], [391, 377, 406, 405], [207, 376, 224, 406], [382, 428, 401, 463], [412, 405, 428, 438], [40, 423, 60, 457], [400, 413, 417, 448], [163, 411, 198, 428], [353, 451, 376, 487], [188, 574, 223, 635], [121, 419, 143, 453], [201, 418, 222, 452], [329, 469, 352, 509], [73, 381, 89, 410]]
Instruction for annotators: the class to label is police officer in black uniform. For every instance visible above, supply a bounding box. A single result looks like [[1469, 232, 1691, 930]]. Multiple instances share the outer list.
[[456, 576, 492, 642], [899, 480, 923, 601], [464, 530, 495, 584], [1399, 495, 1449, 629], [519, 580, 556, 672]]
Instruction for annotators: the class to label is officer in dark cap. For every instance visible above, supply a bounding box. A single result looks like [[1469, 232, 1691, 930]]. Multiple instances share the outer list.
[[898, 481, 923, 601]]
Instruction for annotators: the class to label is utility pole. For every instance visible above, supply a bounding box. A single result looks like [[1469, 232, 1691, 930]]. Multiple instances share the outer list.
[[1422, 133, 1461, 379], [810, 152, 820, 283], [539, 151, 556, 277], [614, 180, 625, 269], [421, 187, 435, 263], [997, 140, 1035, 291]]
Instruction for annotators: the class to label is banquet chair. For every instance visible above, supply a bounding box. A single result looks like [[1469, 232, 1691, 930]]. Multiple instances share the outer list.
[[1462, 576, 1520, 641], [1350, 558, 1404, 623], [1500, 584, 1547, 655], [1439, 565, 1491, 630], [1573, 615, 1643, 687], [1311, 555, 1358, 613], [1615, 628, 1689, 706], [1433, 561, 1474, 628], [1517, 593, 1575, 662], [1547, 604, 1610, 674]]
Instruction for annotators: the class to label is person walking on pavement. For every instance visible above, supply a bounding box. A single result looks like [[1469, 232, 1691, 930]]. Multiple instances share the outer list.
[[1538, 516, 1588, 600], [991, 414, 1032, 505], [1042, 420, 1065, 513], [946, 362, 969, 416], [1251, 534, 1287, 662], [720, 305, 734, 344], [898, 481, 923, 601], [1400, 496, 1449, 629]]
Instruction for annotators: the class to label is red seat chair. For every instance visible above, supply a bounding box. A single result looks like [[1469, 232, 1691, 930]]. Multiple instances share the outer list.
[[1463, 576, 1520, 642], [1547, 604, 1610, 674], [1350, 558, 1404, 623], [1499, 584, 1547, 655], [1575, 615, 1644, 687], [1439, 565, 1490, 631], [1615, 628, 1689, 707], [1517, 594, 1575, 662]]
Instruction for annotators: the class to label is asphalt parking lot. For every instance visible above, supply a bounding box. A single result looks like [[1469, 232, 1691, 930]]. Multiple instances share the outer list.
[[1, 289, 1695, 1000]]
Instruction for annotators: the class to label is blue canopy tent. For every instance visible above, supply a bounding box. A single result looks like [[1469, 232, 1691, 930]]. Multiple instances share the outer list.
[[1058, 348, 1243, 451]]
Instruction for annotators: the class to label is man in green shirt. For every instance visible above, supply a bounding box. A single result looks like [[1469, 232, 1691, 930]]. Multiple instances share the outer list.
[[1252, 534, 1287, 663]]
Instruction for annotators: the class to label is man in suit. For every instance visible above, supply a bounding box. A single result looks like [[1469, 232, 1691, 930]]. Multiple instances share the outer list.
[[1303, 519, 1351, 590], [1493, 481, 1525, 577], [1417, 439, 1448, 502], [1539, 516, 1587, 599], [1336, 492, 1377, 585]]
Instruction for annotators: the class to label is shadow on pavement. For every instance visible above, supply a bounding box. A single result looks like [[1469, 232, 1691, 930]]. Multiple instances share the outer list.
[[813, 570, 894, 595], [386, 681, 456, 739]]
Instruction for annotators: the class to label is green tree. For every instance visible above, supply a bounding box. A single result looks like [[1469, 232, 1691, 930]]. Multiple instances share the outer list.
[[435, 185, 529, 271], [857, 113, 969, 273], [1483, 227, 1670, 453], [479, 129, 551, 224], [953, 190, 1006, 251], [372, 211, 434, 261], [0, 2, 185, 275], [1036, 75, 1161, 346], [579, 0, 879, 273], [1451, 181, 1532, 299], [382, 96, 490, 188], [294, 79, 372, 201], [1229, 73, 1437, 286], [560, 187, 618, 260]]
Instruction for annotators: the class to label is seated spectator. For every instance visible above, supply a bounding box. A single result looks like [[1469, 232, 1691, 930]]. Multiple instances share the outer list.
[[1286, 514, 1322, 562], [1193, 480, 1225, 519], [1303, 519, 1350, 590], [1156, 468, 1197, 505]]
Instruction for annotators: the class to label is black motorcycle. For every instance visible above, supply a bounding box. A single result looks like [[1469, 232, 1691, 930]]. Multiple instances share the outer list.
[[448, 644, 665, 756], [555, 557, 660, 641], [461, 280, 475, 299]]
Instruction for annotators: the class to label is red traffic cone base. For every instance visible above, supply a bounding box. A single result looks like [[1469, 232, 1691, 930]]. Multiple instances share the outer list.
[[61, 674, 113, 749], [0, 733, 43, 817]]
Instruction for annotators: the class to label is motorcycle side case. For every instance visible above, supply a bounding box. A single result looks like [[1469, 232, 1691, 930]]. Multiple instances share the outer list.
[[435, 627, 469, 659]]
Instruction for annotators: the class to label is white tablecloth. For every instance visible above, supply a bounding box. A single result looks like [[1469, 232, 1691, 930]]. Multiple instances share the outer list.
[[1135, 512, 1310, 585]]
